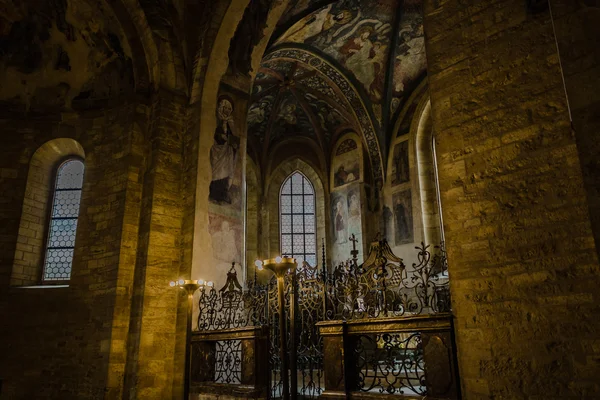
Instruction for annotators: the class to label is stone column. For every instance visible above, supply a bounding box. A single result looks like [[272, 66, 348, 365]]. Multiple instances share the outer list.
[[423, 0, 600, 397]]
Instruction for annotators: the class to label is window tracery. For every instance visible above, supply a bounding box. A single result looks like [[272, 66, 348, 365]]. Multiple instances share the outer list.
[[279, 171, 317, 266], [43, 159, 85, 282]]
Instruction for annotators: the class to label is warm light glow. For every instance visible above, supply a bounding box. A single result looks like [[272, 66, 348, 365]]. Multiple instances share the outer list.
[[275, 256, 282, 264], [198, 279, 205, 285], [207, 281, 214, 287], [169, 281, 176, 287], [178, 279, 185, 285], [255, 259, 263, 270]]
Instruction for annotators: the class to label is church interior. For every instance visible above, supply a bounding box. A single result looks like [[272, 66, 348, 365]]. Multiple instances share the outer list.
[[1, 0, 599, 399]]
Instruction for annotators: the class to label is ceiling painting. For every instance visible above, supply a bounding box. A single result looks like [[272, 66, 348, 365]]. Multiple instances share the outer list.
[[269, 90, 317, 145], [0, 0, 134, 113], [390, 0, 426, 118], [275, 0, 399, 105], [255, 48, 384, 185], [252, 1, 428, 186]]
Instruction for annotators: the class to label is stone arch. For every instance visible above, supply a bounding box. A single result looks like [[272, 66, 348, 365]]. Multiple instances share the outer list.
[[190, 0, 293, 280], [262, 46, 385, 186], [265, 158, 327, 266], [414, 98, 443, 247], [112, 0, 186, 93], [11, 138, 85, 286]]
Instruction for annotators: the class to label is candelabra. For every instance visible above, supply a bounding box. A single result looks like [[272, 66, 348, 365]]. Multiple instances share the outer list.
[[255, 256, 297, 400], [170, 278, 211, 400]]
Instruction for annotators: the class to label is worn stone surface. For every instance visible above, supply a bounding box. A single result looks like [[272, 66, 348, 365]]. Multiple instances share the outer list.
[[1, 0, 600, 399], [423, 0, 600, 397]]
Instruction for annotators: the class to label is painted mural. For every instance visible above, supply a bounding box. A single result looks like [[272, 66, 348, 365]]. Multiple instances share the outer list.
[[207, 87, 247, 285], [391, 1, 426, 115], [393, 189, 414, 245], [209, 214, 242, 264], [330, 184, 364, 266], [332, 137, 361, 188], [247, 61, 340, 153], [391, 140, 409, 186], [0, 0, 135, 112], [277, 0, 398, 103], [210, 95, 241, 206]]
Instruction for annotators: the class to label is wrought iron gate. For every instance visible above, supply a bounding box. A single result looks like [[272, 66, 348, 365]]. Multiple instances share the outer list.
[[190, 239, 458, 400]]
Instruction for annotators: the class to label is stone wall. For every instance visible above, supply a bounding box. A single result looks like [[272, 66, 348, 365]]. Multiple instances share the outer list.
[[0, 101, 150, 398], [423, 0, 600, 397]]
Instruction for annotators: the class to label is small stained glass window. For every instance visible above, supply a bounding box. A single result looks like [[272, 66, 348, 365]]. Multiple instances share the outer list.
[[279, 172, 317, 266], [43, 159, 85, 282]]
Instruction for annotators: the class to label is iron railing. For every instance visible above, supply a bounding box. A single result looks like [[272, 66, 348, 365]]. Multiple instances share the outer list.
[[190, 238, 458, 400]]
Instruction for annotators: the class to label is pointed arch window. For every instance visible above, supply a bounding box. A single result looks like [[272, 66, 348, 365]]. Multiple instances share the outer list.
[[280, 172, 317, 266], [43, 158, 85, 282]]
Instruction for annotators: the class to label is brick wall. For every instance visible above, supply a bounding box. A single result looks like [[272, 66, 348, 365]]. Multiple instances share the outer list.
[[423, 0, 600, 397]]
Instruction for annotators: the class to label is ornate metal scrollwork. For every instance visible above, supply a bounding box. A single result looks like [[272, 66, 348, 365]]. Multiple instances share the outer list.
[[193, 239, 454, 398], [197, 265, 268, 331], [326, 240, 451, 320], [214, 340, 242, 384], [355, 333, 426, 396]]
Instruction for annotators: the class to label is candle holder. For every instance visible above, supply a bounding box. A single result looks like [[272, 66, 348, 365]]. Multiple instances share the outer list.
[[170, 279, 203, 399], [257, 256, 297, 400]]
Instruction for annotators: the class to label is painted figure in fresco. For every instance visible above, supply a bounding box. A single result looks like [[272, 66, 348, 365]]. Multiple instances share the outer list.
[[210, 97, 240, 204], [334, 163, 359, 187], [394, 191, 413, 245], [211, 220, 240, 263], [279, 100, 298, 125], [392, 141, 409, 185], [341, 26, 375, 88], [347, 190, 361, 239], [369, 41, 387, 101], [395, 202, 409, 244], [334, 201, 347, 244], [281, 4, 356, 44], [381, 205, 393, 243], [393, 16, 426, 95]]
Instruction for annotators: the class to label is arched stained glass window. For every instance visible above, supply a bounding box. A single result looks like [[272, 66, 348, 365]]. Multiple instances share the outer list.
[[280, 172, 317, 266], [43, 159, 85, 282]]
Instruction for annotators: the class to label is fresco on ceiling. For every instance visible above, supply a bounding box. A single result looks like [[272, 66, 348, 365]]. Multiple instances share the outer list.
[[0, 0, 134, 112], [393, 189, 414, 246], [391, 1, 426, 116], [210, 95, 242, 206], [332, 137, 361, 188], [330, 184, 364, 266], [391, 140, 410, 186], [304, 92, 348, 142], [270, 91, 316, 143], [263, 48, 384, 185], [248, 58, 354, 152], [277, 0, 398, 103]]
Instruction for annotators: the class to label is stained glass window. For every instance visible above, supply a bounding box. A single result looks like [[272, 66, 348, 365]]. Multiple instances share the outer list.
[[280, 172, 317, 266], [43, 159, 85, 282]]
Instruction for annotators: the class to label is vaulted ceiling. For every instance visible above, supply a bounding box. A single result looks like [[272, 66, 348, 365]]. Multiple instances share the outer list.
[[249, 0, 427, 185]]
